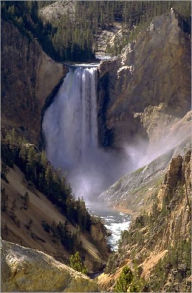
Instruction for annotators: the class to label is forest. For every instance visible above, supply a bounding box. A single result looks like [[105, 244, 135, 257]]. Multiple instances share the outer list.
[[1, 129, 93, 237], [1, 1, 191, 291], [1, 1, 191, 61]]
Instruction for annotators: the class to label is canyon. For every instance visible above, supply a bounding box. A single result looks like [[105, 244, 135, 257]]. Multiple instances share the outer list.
[[1, 2, 191, 292]]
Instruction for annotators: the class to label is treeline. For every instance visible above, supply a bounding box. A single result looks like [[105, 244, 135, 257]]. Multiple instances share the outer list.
[[1, 129, 92, 233], [41, 220, 81, 252], [105, 1, 191, 55], [1, 1, 191, 61], [1, 1, 59, 59], [1, 1, 94, 61]]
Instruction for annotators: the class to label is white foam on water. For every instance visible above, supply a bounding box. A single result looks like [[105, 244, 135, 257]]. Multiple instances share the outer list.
[[106, 220, 130, 250], [87, 202, 131, 251]]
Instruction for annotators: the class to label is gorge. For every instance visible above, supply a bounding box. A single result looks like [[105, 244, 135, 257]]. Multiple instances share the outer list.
[[1, 1, 191, 292], [42, 63, 132, 249]]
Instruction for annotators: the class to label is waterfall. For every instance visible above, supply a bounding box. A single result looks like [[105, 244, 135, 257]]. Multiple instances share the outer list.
[[43, 64, 129, 200], [42, 65, 98, 171]]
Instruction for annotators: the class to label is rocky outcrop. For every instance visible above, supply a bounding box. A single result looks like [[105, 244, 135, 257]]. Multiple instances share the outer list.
[[98, 151, 191, 292], [1, 20, 67, 144], [99, 112, 191, 213], [1, 164, 109, 273], [98, 11, 191, 148], [39, 0, 75, 24], [94, 23, 122, 58], [2, 240, 98, 292]]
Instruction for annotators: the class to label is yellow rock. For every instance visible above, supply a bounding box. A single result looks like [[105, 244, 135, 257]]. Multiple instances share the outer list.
[[2, 240, 98, 292]]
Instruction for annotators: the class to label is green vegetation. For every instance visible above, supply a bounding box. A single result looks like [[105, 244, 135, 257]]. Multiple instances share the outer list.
[[1, 129, 92, 233], [109, 154, 191, 291], [69, 251, 88, 275], [107, 1, 191, 55], [147, 240, 191, 292], [1, 1, 191, 61], [65, 278, 98, 292], [114, 266, 133, 292], [105, 252, 119, 274], [41, 220, 79, 252], [114, 265, 145, 292], [133, 166, 145, 175], [1, 129, 106, 257]]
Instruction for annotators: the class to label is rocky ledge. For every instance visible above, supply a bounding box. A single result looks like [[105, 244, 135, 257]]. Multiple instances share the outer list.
[[1, 240, 98, 292]]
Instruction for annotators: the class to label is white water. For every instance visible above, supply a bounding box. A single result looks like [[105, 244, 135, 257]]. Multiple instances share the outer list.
[[42, 64, 131, 250], [43, 65, 131, 200], [43, 66, 98, 171], [87, 202, 130, 251]]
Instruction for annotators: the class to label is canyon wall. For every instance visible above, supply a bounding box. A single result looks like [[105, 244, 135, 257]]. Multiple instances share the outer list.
[[99, 111, 191, 213], [98, 150, 191, 292], [1, 20, 67, 144], [98, 11, 191, 148], [1, 163, 109, 273]]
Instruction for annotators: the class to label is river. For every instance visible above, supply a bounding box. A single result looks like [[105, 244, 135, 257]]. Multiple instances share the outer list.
[[86, 201, 131, 251], [42, 62, 131, 251]]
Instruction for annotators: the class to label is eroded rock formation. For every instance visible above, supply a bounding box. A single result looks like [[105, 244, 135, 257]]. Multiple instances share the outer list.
[[1, 20, 67, 144], [2, 240, 98, 292], [98, 151, 191, 292], [98, 11, 191, 148], [99, 111, 191, 213]]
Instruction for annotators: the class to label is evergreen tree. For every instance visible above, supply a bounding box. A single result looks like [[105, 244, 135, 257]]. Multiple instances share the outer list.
[[114, 266, 133, 292], [2, 1, 191, 61], [69, 251, 88, 275], [23, 192, 29, 210]]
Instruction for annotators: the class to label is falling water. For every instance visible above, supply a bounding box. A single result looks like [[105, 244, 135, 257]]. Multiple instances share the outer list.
[[42, 64, 131, 249], [43, 64, 131, 200], [42, 65, 98, 171]]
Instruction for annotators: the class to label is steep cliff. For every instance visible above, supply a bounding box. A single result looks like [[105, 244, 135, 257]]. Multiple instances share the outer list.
[[99, 111, 191, 213], [39, 0, 75, 23], [2, 240, 98, 292], [1, 19, 66, 144], [98, 151, 191, 292], [1, 161, 109, 273], [98, 11, 191, 148]]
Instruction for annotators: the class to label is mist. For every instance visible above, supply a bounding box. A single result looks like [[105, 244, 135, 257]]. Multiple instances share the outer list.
[[69, 115, 190, 201], [42, 63, 191, 202]]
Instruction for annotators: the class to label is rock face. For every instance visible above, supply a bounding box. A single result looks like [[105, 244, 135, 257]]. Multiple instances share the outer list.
[[1, 20, 66, 144], [1, 165, 109, 273], [98, 11, 191, 148], [94, 23, 122, 57], [99, 111, 191, 213], [39, 0, 75, 23], [99, 136, 191, 214], [2, 240, 98, 292], [98, 151, 191, 292]]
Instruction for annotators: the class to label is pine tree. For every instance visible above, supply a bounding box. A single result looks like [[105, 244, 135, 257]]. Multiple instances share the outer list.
[[45, 165, 53, 195], [23, 192, 29, 210], [114, 266, 133, 292], [69, 251, 88, 275]]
